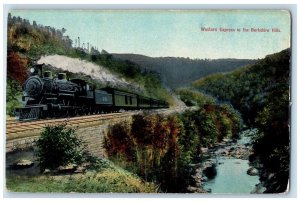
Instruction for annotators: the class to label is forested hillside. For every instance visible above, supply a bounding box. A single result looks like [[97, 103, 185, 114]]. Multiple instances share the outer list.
[[113, 53, 257, 88], [194, 49, 290, 193], [6, 14, 173, 115]]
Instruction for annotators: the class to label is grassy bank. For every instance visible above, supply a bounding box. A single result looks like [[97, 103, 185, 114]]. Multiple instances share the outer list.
[[6, 158, 157, 193]]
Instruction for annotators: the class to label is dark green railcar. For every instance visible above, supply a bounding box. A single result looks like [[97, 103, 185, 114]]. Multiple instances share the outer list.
[[102, 87, 138, 110], [138, 95, 151, 109]]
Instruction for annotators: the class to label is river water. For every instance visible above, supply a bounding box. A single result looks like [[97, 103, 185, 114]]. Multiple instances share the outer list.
[[202, 130, 260, 194], [203, 157, 260, 193]]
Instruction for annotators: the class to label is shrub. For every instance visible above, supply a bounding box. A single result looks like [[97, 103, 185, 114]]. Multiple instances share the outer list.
[[104, 113, 183, 191], [35, 122, 87, 170], [104, 121, 134, 160]]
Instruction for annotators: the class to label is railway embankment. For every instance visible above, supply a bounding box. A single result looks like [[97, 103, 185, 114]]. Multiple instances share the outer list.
[[6, 105, 190, 154], [6, 112, 135, 154]]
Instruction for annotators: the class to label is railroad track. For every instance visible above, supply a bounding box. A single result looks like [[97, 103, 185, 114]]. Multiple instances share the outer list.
[[6, 111, 137, 140], [6, 107, 182, 141], [6, 108, 190, 141]]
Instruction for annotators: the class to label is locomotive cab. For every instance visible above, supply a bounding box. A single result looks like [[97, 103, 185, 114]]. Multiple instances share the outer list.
[[70, 79, 94, 98]]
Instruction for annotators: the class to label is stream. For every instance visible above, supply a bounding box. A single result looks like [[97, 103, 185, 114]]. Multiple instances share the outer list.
[[203, 157, 259, 193], [194, 129, 262, 194]]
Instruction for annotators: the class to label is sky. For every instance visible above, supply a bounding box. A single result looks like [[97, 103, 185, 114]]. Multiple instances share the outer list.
[[10, 10, 291, 59]]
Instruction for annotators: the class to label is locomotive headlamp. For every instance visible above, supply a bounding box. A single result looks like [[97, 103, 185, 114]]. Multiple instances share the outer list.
[[30, 68, 35, 73]]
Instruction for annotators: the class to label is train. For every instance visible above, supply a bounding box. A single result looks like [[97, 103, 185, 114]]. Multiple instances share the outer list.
[[16, 64, 169, 121]]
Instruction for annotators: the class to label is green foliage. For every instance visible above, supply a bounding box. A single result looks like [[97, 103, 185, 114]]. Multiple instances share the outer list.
[[6, 78, 22, 116], [175, 88, 215, 107], [194, 48, 290, 193], [8, 15, 74, 58], [193, 49, 290, 125], [252, 84, 289, 193], [35, 123, 87, 170], [180, 105, 241, 150]]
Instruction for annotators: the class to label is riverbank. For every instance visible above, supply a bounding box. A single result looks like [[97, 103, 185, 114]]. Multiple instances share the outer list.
[[188, 129, 264, 193]]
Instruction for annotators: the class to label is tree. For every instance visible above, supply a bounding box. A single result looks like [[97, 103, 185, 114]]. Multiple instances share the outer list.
[[35, 123, 87, 171], [61, 27, 66, 35], [33, 20, 37, 27], [7, 51, 28, 84]]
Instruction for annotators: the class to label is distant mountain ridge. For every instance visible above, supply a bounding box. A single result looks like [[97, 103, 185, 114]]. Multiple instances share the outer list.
[[112, 53, 257, 89]]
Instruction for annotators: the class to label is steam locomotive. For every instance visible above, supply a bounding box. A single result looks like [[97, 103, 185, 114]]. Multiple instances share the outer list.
[[17, 64, 168, 121]]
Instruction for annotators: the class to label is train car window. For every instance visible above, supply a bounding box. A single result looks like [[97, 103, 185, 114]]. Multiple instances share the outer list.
[[130, 97, 132, 105], [102, 97, 108, 102], [125, 96, 128, 104]]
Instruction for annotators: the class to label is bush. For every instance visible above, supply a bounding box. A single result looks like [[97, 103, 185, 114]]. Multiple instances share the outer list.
[[104, 121, 134, 160], [35, 122, 87, 170], [104, 113, 183, 191]]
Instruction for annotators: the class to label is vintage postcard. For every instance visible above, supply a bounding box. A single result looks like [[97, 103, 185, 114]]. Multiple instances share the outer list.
[[5, 9, 291, 194]]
